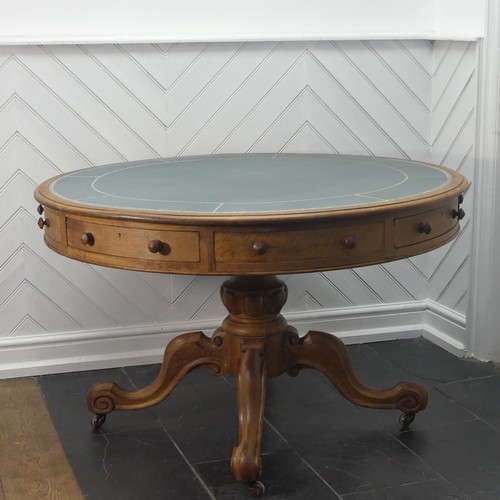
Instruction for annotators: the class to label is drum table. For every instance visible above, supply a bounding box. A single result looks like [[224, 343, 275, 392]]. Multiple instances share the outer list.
[[35, 154, 468, 496]]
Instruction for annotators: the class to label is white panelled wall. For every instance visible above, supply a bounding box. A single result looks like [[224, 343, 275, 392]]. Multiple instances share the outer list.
[[0, 40, 477, 377], [0, 1, 485, 44]]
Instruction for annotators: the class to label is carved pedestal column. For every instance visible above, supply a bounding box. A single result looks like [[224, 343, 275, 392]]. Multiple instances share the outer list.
[[214, 276, 298, 491]]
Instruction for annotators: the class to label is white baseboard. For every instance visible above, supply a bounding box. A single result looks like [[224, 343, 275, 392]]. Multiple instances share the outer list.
[[286, 301, 426, 340], [0, 300, 468, 379], [423, 300, 468, 356]]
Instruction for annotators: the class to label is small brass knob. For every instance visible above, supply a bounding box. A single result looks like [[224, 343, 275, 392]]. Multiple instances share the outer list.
[[37, 217, 49, 229], [342, 235, 357, 249], [80, 232, 94, 246], [418, 222, 432, 235], [452, 208, 465, 220], [148, 240, 171, 255], [37, 204, 44, 215], [252, 241, 268, 255]]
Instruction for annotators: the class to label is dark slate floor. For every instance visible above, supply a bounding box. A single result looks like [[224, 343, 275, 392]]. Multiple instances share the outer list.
[[38, 337, 500, 499]]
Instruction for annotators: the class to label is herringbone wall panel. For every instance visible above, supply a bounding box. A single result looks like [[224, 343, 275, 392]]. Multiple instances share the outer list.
[[428, 41, 476, 314], [0, 41, 475, 343]]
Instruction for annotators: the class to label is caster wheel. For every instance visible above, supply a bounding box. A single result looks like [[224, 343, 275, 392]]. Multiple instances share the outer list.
[[91, 414, 106, 429], [399, 412, 415, 428], [248, 480, 265, 497]]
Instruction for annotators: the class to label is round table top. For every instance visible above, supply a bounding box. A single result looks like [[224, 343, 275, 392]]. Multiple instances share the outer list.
[[35, 154, 468, 275], [43, 154, 460, 219]]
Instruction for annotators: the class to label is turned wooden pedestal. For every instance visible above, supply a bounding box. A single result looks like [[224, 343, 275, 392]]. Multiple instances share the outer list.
[[87, 275, 427, 494]]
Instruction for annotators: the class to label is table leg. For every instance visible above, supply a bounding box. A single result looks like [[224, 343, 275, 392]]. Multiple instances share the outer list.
[[231, 344, 267, 495], [87, 330, 227, 427], [285, 330, 428, 425]]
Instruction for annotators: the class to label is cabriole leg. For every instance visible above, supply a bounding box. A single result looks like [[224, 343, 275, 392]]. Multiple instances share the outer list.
[[286, 330, 427, 426], [87, 330, 227, 425], [231, 344, 267, 493]]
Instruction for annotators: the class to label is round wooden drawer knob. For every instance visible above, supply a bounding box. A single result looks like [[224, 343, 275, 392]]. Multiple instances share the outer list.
[[252, 241, 268, 255], [417, 222, 432, 235], [80, 232, 94, 246], [37, 217, 49, 229], [148, 240, 171, 255], [342, 235, 357, 249]]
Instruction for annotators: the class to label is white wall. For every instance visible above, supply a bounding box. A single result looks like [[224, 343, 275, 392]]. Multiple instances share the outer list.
[[467, 0, 500, 361], [0, 0, 490, 377], [0, 39, 478, 377], [0, 0, 485, 44]]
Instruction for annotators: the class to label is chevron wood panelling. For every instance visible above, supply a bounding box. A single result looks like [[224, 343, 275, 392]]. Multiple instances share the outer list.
[[428, 41, 477, 315], [0, 41, 476, 353]]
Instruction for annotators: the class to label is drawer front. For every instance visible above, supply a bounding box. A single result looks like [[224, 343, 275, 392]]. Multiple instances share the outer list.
[[42, 207, 65, 243], [214, 222, 385, 266], [67, 219, 200, 262], [394, 203, 458, 248]]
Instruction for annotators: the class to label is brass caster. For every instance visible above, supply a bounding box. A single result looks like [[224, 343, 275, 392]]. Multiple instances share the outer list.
[[248, 480, 265, 497], [399, 412, 415, 429], [91, 414, 106, 430]]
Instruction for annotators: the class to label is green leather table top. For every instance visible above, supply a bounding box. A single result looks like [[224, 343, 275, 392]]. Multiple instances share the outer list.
[[49, 154, 453, 215]]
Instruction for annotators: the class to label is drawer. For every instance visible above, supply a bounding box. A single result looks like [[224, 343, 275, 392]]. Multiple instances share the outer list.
[[66, 218, 200, 262], [214, 222, 385, 266], [394, 203, 458, 248], [41, 207, 65, 243]]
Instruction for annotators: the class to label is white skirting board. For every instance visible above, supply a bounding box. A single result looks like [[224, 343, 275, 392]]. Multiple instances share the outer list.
[[0, 300, 467, 379]]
